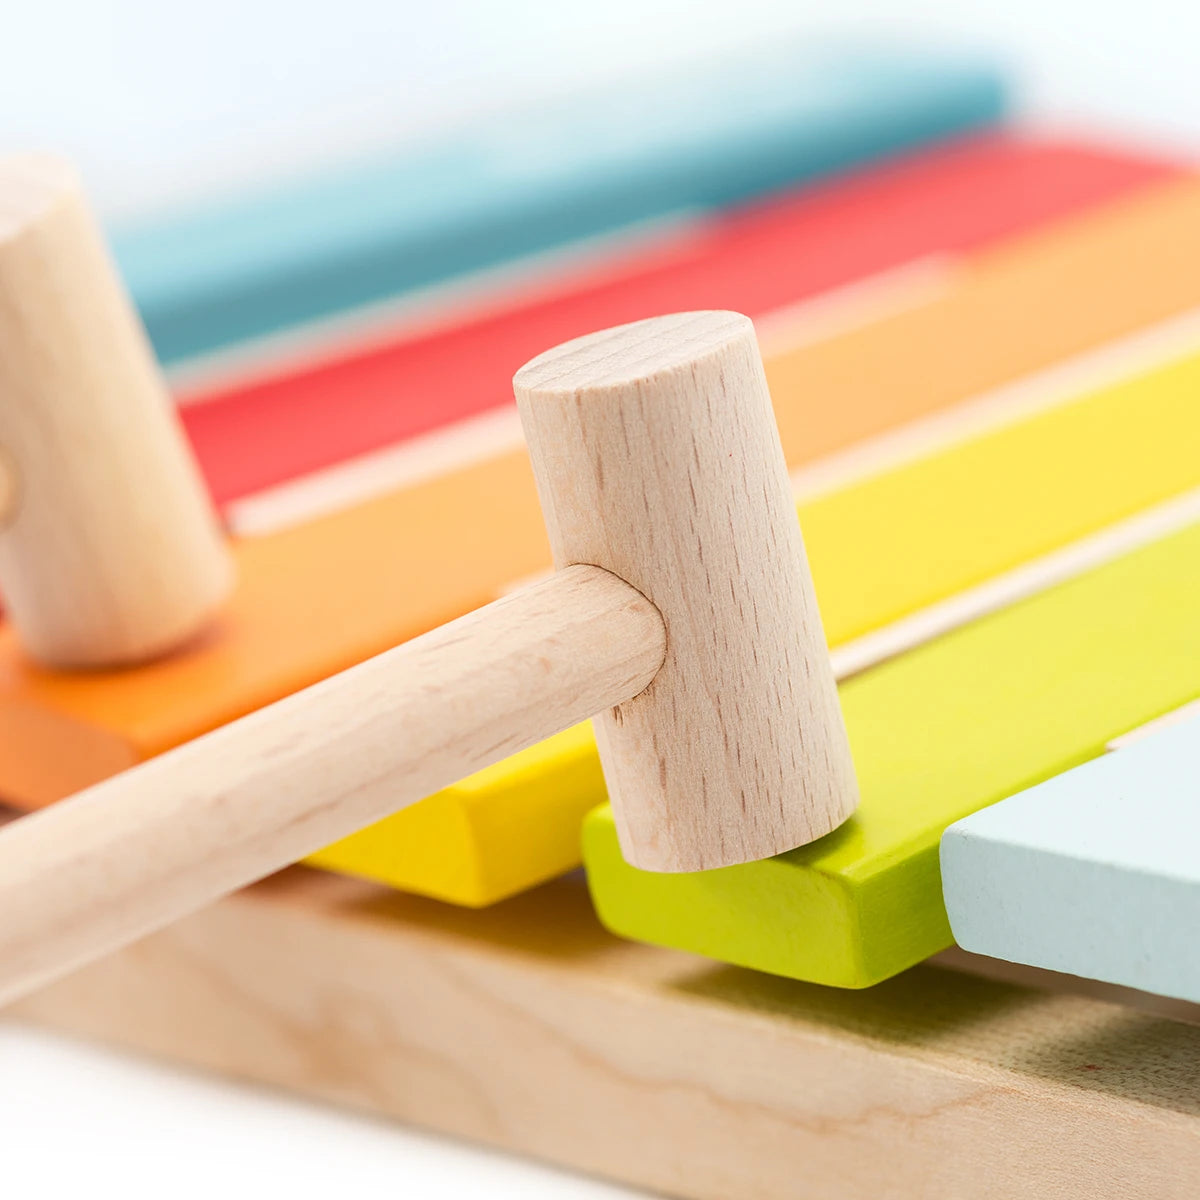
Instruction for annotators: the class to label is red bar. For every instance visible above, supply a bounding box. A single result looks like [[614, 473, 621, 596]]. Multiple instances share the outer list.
[[182, 135, 1183, 507]]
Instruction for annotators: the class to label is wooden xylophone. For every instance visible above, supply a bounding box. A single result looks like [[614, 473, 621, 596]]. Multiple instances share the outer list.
[[2, 41, 1200, 1198]]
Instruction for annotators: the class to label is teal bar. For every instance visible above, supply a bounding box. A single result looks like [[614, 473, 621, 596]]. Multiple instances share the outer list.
[[111, 43, 1006, 364]]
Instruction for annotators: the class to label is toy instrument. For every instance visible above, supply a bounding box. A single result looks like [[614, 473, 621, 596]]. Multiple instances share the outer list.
[[2, 41, 1199, 1199]]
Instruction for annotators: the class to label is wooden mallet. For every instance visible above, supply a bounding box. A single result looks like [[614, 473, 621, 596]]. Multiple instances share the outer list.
[[0, 156, 858, 1007]]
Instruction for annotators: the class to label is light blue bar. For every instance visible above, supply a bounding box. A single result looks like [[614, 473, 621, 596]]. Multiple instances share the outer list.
[[110, 42, 1006, 364], [942, 711, 1200, 1002]]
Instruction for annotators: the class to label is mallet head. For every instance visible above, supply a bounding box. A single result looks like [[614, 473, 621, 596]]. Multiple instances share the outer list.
[[516, 310, 859, 872]]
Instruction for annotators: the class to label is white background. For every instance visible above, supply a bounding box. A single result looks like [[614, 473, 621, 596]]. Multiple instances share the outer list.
[[3, 0, 1200, 222], [2, 1, 1197, 1196]]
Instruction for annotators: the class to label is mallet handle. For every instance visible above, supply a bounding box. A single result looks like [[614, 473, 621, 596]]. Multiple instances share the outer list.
[[0, 565, 664, 1007]]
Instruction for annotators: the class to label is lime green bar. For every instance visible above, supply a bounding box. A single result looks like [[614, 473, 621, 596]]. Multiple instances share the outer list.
[[583, 521, 1200, 987]]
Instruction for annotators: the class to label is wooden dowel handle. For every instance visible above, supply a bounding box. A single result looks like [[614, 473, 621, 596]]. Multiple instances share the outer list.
[[0, 565, 665, 1007]]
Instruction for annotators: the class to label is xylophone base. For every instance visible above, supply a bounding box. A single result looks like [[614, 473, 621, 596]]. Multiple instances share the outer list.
[[10, 865, 1200, 1198]]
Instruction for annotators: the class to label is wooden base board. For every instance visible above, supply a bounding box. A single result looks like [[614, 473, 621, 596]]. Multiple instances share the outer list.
[[9, 866, 1200, 1200]]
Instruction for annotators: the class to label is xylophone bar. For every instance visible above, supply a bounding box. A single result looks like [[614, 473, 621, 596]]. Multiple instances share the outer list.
[[942, 707, 1200, 1004]]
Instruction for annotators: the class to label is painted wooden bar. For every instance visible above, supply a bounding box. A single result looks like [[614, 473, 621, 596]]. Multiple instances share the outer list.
[[114, 43, 1005, 363], [11, 867, 1200, 1200], [582, 518, 1200, 989], [942, 709, 1200, 1003], [179, 138, 1180, 508]]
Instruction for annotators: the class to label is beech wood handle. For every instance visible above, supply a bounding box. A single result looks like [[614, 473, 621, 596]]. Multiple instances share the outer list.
[[0, 565, 664, 1007]]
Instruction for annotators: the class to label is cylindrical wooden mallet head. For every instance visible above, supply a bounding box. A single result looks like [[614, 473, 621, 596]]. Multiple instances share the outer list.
[[0, 154, 233, 668], [516, 310, 858, 872]]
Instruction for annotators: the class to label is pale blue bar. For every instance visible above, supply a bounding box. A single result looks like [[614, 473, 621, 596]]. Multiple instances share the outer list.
[[110, 42, 1006, 364], [942, 711, 1200, 1002]]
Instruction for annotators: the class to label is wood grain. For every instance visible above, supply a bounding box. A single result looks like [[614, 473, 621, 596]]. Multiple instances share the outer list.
[[518, 312, 857, 871], [0, 154, 232, 667], [0, 565, 663, 1006], [12, 866, 1200, 1200]]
